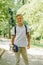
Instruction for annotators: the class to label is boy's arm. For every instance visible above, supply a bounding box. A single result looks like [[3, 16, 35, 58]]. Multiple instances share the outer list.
[[26, 32, 30, 49], [11, 35, 15, 45]]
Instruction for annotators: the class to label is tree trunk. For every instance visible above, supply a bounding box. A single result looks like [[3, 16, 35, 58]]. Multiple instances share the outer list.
[[22, 0, 25, 5]]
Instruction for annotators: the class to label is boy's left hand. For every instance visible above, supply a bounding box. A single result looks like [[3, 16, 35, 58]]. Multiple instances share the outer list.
[[27, 45, 30, 49]]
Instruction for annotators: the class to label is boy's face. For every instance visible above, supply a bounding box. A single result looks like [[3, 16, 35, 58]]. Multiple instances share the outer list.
[[16, 15, 23, 24]]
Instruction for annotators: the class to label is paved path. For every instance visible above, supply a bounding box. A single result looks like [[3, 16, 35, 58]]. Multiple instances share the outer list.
[[0, 50, 43, 65], [0, 38, 43, 65]]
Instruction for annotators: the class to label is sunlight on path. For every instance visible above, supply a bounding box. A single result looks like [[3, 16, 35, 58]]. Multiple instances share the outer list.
[[0, 38, 43, 56]]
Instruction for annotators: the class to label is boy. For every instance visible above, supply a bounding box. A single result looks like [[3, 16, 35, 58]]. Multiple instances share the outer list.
[[11, 14, 30, 65]]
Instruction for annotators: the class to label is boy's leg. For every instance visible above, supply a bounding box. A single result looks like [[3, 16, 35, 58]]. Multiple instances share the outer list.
[[15, 47, 20, 65], [21, 47, 29, 65]]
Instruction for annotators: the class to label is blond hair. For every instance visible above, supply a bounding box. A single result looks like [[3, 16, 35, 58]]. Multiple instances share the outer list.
[[16, 14, 23, 18]]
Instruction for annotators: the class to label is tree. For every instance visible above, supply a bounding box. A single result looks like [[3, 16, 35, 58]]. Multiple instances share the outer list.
[[17, 0, 43, 40]]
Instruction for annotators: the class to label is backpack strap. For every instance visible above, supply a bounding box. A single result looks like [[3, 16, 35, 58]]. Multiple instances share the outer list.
[[14, 26, 16, 36], [24, 25, 27, 35], [14, 25, 27, 36]]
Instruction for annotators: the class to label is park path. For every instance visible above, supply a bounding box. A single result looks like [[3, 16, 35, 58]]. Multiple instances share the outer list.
[[0, 37, 43, 65]]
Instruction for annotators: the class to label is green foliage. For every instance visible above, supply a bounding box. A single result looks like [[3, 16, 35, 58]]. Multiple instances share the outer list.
[[0, 0, 43, 40], [17, 0, 43, 39]]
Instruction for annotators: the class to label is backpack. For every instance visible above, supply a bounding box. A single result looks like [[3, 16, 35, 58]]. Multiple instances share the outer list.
[[14, 25, 27, 36]]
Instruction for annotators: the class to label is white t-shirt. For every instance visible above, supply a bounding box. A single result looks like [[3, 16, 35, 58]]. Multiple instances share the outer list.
[[11, 25, 30, 47]]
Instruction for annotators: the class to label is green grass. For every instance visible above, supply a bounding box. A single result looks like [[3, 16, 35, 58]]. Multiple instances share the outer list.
[[30, 40, 43, 48], [31, 43, 43, 48]]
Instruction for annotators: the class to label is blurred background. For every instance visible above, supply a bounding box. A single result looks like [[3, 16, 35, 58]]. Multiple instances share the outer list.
[[0, 0, 43, 48]]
